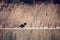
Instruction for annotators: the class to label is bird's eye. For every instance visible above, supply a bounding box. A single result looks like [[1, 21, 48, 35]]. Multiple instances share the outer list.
[[24, 23, 27, 25]]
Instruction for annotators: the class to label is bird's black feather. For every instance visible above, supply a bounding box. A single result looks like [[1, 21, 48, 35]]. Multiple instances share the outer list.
[[19, 23, 27, 28]]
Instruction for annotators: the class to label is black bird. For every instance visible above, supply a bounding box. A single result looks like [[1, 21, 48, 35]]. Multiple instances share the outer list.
[[19, 23, 27, 28]]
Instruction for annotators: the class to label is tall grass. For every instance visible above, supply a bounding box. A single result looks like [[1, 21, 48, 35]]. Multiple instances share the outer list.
[[0, 2, 60, 28]]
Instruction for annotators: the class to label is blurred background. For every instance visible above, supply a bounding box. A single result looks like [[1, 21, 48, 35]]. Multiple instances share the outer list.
[[0, 29, 60, 40], [0, 0, 60, 5], [0, 0, 60, 28]]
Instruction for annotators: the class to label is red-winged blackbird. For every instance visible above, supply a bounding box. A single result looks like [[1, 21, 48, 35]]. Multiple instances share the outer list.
[[19, 23, 27, 28]]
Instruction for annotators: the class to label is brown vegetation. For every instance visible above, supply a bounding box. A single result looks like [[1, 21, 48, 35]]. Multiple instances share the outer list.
[[0, 2, 60, 28]]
